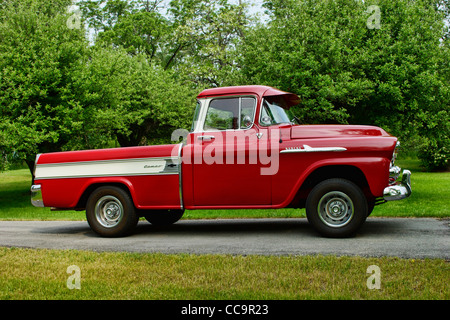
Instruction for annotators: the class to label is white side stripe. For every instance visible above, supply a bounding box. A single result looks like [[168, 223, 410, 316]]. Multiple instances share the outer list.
[[35, 157, 179, 180]]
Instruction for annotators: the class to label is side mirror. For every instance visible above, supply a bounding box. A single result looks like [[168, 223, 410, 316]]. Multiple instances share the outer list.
[[260, 115, 272, 125], [242, 115, 253, 129]]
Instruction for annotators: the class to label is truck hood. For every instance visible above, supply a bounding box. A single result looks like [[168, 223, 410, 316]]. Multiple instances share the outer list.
[[291, 125, 390, 139]]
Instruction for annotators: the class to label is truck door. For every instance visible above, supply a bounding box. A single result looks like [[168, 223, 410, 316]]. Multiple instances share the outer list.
[[191, 96, 272, 207]]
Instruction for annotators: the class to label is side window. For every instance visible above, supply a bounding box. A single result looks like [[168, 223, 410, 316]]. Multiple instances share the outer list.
[[203, 97, 256, 131], [204, 98, 239, 130]]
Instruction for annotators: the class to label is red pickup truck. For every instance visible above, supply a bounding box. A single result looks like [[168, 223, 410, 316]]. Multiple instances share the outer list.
[[31, 85, 411, 237]]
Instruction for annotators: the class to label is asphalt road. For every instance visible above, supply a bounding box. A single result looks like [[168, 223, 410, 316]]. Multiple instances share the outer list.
[[0, 218, 448, 259]]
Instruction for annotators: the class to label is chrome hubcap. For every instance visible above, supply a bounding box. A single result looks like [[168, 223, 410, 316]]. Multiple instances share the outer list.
[[95, 196, 124, 228], [318, 191, 354, 228]]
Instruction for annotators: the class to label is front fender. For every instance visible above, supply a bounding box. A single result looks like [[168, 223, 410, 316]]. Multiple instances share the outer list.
[[306, 157, 390, 196], [273, 157, 390, 208]]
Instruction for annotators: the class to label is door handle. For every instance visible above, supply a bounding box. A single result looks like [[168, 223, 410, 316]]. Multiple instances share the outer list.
[[198, 135, 215, 141]]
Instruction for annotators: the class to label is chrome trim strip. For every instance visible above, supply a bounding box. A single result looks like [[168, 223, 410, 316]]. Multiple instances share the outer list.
[[31, 185, 44, 207], [280, 145, 347, 153], [177, 143, 184, 210], [34, 172, 179, 180]]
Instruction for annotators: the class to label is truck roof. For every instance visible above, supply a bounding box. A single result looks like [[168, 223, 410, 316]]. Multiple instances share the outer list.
[[197, 85, 301, 107]]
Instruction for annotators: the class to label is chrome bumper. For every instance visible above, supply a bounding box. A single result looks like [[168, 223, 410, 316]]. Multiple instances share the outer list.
[[383, 169, 412, 201], [31, 184, 44, 207]]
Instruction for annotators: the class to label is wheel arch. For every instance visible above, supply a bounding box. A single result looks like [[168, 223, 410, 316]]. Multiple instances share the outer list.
[[293, 165, 374, 207], [76, 182, 134, 210]]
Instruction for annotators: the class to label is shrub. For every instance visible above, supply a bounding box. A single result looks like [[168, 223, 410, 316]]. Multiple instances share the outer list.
[[418, 137, 450, 171]]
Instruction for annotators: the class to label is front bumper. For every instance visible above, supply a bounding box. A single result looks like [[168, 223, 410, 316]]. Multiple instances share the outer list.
[[383, 168, 412, 201], [31, 184, 44, 207]]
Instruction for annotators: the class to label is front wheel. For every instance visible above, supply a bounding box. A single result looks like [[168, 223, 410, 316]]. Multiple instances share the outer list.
[[86, 186, 139, 237], [306, 179, 368, 238]]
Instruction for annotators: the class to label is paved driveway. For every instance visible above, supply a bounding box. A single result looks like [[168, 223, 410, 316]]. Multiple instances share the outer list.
[[0, 218, 448, 259]]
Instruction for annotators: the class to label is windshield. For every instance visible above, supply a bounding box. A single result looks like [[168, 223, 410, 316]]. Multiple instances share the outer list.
[[260, 99, 299, 126]]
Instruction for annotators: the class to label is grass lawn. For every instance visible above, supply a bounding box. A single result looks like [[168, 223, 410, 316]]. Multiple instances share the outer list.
[[0, 247, 448, 300]]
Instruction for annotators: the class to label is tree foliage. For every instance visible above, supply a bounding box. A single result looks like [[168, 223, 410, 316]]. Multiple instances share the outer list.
[[0, 0, 87, 171], [0, 0, 196, 173], [239, 0, 449, 170], [0, 0, 448, 172], [78, 0, 250, 86], [65, 46, 196, 148]]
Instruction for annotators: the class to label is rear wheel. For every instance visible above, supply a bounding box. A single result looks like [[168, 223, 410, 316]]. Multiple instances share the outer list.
[[142, 209, 184, 226], [306, 179, 368, 237], [86, 186, 139, 237]]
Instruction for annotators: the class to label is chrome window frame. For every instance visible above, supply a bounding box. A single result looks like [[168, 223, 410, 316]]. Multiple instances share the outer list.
[[196, 95, 257, 133]]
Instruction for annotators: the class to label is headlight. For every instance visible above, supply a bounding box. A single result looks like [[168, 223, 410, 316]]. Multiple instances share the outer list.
[[391, 141, 400, 166], [389, 141, 401, 183]]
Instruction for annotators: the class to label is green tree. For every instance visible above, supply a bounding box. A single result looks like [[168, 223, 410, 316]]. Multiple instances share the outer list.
[[69, 45, 196, 147], [80, 0, 170, 61], [0, 0, 87, 172], [0, 0, 197, 175], [239, 0, 449, 170], [166, 0, 249, 86], [79, 0, 250, 86]]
